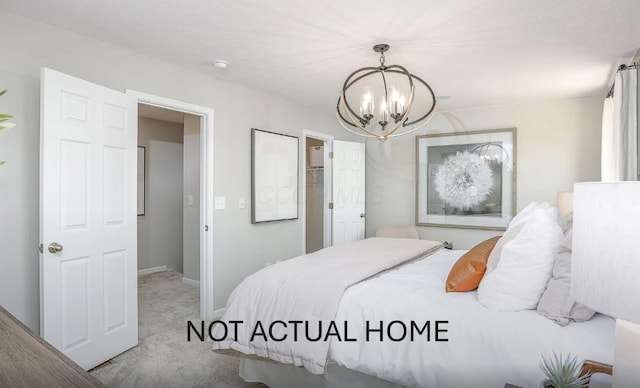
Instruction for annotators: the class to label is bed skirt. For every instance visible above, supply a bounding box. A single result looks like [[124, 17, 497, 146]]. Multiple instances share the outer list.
[[239, 359, 402, 388]]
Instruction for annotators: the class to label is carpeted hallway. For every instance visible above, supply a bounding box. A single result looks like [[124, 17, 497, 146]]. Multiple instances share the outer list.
[[89, 270, 264, 387]]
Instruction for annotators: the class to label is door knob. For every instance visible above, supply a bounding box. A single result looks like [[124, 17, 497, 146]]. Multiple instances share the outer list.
[[48, 242, 63, 254], [360, 213, 366, 218]]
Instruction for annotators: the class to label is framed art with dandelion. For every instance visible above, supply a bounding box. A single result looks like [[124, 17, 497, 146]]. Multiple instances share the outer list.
[[415, 128, 516, 230]]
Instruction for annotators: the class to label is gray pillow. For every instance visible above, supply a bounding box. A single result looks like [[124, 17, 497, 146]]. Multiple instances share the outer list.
[[560, 210, 573, 234], [536, 231, 596, 325]]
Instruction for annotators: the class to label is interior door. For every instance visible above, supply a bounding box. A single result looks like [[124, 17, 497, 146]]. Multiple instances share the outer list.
[[40, 68, 138, 370], [332, 140, 365, 245]]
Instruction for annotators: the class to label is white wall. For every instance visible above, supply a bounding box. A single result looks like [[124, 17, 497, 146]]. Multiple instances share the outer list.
[[147, 140, 184, 272], [366, 96, 603, 249], [0, 10, 357, 330], [137, 117, 184, 272], [183, 114, 200, 282], [0, 72, 40, 329]]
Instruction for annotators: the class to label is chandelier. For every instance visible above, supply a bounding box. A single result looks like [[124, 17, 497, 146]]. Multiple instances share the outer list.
[[336, 44, 437, 141]]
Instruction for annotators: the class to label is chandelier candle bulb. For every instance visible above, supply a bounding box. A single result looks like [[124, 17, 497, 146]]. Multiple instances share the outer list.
[[390, 87, 399, 115], [361, 90, 373, 118], [379, 97, 388, 125]]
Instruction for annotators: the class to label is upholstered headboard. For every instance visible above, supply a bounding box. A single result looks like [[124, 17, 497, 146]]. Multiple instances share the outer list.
[[375, 225, 420, 239]]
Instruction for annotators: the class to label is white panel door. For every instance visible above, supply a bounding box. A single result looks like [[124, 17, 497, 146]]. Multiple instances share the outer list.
[[40, 68, 138, 370], [332, 140, 365, 245]]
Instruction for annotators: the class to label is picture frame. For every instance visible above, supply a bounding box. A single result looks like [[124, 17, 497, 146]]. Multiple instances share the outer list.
[[251, 128, 299, 223], [415, 128, 516, 230], [137, 146, 146, 216]]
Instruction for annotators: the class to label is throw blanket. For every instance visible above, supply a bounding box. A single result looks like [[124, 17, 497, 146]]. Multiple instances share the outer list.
[[211, 237, 443, 374]]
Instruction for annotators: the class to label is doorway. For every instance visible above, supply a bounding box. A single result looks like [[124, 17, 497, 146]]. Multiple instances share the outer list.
[[128, 90, 215, 320], [136, 105, 201, 289], [302, 130, 333, 254], [305, 137, 324, 253]]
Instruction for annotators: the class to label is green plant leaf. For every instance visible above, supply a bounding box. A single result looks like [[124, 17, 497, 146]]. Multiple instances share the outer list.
[[0, 89, 15, 141], [540, 351, 591, 388]]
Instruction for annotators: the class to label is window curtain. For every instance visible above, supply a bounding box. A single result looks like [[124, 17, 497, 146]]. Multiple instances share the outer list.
[[601, 68, 638, 181]]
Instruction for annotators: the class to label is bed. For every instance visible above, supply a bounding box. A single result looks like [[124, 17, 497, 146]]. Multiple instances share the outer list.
[[212, 238, 615, 388]]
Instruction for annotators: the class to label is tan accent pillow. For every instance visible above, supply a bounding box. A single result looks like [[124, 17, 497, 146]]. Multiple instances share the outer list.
[[446, 236, 501, 292]]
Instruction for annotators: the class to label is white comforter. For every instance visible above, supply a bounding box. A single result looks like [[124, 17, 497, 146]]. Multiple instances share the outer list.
[[329, 249, 616, 388], [212, 237, 443, 374]]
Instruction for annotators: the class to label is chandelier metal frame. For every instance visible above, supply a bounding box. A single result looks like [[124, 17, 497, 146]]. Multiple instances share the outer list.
[[336, 44, 437, 141]]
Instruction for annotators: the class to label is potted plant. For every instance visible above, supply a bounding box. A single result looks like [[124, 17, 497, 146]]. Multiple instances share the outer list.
[[539, 352, 591, 388], [0, 89, 15, 165]]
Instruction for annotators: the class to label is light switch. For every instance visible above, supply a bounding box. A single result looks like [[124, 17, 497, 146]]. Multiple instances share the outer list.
[[239, 197, 245, 209], [188, 195, 194, 206], [214, 197, 226, 210]]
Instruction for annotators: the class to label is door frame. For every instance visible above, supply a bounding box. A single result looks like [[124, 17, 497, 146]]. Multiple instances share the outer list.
[[301, 129, 333, 254], [126, 90, 215, 320]]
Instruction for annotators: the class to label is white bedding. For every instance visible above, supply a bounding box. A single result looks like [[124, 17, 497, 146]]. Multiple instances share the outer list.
[[329, 249, 615, 388], [212, 237, 443, 374]]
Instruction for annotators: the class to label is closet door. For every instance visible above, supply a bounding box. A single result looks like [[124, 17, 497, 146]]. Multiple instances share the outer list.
[[332, 140, 365, 245]]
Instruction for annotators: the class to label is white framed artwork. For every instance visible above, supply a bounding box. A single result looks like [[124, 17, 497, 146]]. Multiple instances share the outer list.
[[251, 128, 299, 223]]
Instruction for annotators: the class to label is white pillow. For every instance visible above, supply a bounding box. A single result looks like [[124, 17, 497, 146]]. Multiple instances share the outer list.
[[485, 202, 550, 275], [484, 223, 524, 274], [478, 205, 563, 311], [507, 201, 544, 229]]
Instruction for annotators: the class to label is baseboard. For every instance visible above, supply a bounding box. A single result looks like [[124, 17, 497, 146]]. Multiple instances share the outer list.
[[212, 308, 226, 319], [181, 277, 199, 287], [138, 265, 167, 276]]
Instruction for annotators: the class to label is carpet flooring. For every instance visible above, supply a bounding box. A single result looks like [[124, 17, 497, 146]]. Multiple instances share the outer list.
[[89, 270, 264, 388]]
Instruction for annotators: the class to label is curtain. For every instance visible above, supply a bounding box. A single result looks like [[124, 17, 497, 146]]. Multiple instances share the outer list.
[[601, 68, 638, 181], [601, 96, 615, 180]]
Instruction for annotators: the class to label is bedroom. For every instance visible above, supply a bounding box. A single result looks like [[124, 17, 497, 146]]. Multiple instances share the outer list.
[[0, 0, 639, 387]]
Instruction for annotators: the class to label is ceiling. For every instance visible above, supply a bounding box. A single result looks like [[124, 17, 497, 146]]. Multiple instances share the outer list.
[[2, 0, 640, 113], [138, 104, 184, 124]]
